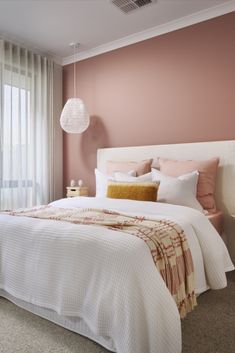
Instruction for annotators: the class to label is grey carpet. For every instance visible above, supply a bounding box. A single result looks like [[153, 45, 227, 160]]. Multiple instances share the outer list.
[[0, 271, 234, 353], [182, 270, 235, 353]]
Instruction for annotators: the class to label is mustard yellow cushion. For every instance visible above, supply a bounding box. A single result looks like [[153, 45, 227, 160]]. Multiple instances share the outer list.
[[107, 182, 160, 202]]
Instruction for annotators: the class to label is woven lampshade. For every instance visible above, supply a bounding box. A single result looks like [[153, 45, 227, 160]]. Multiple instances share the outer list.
[[60, 98, 90, 134], [60, 43, 90, 134]]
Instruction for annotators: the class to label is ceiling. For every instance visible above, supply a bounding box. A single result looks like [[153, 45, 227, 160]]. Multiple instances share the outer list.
[[0, 0, 234, 65]]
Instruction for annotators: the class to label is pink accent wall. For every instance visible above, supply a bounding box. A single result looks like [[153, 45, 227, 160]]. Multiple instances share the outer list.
[[63, 12, 235, 195]]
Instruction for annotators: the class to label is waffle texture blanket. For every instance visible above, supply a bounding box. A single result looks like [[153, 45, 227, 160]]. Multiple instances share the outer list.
[[0, 197, 234, 353], [5, 205, 196, 318]]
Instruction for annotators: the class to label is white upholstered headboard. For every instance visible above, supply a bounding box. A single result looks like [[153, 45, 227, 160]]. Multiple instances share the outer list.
[[97, 140, 235, 262]]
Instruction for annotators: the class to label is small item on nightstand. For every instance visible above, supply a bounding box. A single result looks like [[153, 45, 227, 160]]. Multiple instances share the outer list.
[[70, 179, 76, 187], [66, 185, 89, 197], [78, 179, 84, 187]]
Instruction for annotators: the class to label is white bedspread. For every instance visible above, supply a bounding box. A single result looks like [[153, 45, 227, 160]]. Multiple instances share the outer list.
[[0, 197, 233, 353]]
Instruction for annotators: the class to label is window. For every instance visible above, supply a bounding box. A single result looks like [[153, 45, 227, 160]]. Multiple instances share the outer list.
[[1, 78, 33, 209], [0, 40, 54, 210]]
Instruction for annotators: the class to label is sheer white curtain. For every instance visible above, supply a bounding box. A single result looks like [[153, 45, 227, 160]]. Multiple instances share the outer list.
[[0, 39, 54, 209]]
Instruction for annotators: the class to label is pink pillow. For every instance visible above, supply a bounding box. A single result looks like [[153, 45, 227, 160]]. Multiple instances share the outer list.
[[158, 157, 219, 212], [106, 159, 152, 177]]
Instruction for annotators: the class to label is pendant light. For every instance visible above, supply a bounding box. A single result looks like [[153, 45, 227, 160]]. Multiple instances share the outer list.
[[60, 43, 90, 133]]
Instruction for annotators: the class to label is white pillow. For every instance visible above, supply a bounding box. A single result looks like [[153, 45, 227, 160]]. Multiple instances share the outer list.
[[95, 169, 136, 197], [114, 171, 152, 183], [151, 168, 203, 211]]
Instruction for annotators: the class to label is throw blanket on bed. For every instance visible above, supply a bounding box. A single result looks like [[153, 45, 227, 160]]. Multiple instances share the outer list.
[[5, 205, 197, 317]]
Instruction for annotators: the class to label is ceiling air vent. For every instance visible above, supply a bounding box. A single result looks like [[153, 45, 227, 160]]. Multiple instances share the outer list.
[[111, 0, 157, 14]]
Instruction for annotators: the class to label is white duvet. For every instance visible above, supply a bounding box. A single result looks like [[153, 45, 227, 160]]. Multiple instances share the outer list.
[[0, 197, 234, 353]]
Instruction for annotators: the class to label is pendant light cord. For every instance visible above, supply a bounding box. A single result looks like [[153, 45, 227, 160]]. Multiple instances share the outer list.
[[70, 42, 79, 98]]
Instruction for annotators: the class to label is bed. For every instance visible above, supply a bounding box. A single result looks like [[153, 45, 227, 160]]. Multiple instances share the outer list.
[[0, 140, 234, 353]]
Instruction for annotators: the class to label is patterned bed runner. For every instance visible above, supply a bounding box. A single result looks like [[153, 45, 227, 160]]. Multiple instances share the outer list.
[[5, 205, 197, 318]]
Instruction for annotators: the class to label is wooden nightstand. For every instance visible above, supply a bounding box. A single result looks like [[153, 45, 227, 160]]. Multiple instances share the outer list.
[[66, 186, 89, 197]]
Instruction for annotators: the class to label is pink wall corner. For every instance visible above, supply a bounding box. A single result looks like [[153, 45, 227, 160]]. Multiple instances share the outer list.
[[62, 12, 235, 196]]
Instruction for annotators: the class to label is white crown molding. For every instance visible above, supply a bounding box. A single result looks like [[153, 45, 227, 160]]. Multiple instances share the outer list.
[[62, 0, 235, 66]]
